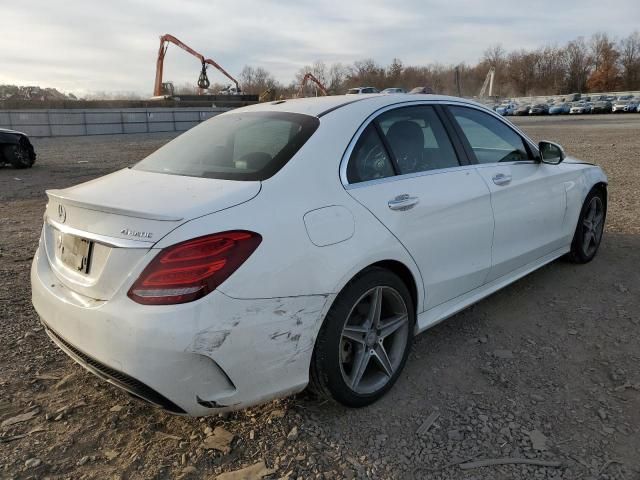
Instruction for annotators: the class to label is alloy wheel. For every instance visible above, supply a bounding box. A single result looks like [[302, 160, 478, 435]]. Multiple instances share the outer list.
[[581, 196, 604, 257], [339, 286, 409, 395]]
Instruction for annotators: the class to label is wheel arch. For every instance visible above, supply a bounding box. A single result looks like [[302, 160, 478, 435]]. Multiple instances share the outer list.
[[326, 258, 421, 321], [590, 181, 608, 204], [369, 260, 419, 315]]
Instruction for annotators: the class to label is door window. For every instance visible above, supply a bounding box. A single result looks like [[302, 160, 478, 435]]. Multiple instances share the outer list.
[[448, 106, 531, 163], [377, 106, 460, 174], [346, 124, 395, 183]]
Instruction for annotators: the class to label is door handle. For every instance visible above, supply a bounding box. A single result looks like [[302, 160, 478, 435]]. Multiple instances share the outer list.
[[492, 173, 512, 186], [388, 194, 419, 211]]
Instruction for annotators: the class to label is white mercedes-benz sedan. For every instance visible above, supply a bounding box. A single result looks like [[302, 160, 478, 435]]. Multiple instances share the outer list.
[[31, 95, 607, 415]]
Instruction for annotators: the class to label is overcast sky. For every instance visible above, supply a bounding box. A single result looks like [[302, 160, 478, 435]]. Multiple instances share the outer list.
[[2, 0, 639, 96]]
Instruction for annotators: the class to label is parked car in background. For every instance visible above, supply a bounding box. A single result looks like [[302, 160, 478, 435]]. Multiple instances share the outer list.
[[408, 86, 434, 94], [549, 103, 571, 115], [346, 87, 379, 94], [570, 103, 589, 114], [0, 128, 36, 169], [571, 102, 594, 114], [564, 93, 581, 102], [496, 102, 517, 116], [612, 99, 638, 113], [592, 101, 613, 114], [529, 104, 549, 115], [515, 104, 531, 116], [381, 88, 406, 94]]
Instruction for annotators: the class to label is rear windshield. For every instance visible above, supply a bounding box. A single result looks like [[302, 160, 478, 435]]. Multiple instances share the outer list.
[[134, 111, 319, 181]]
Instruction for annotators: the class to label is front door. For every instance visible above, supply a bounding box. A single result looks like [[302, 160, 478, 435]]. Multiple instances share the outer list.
[[445, 105, 566, 282]]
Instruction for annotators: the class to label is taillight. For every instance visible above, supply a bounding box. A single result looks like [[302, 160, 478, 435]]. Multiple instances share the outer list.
[[128, 231, 262, 305]]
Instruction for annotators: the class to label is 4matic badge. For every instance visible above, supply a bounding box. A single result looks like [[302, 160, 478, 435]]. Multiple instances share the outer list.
[[120, 228, 153, 239]]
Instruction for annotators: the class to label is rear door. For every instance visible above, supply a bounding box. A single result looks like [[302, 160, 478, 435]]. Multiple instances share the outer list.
[[444, 105, 566, 282], [344, 104, 494, 310]]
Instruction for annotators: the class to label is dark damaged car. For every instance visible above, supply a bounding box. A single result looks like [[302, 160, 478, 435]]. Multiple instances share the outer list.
[[0, 128, 36, 168]]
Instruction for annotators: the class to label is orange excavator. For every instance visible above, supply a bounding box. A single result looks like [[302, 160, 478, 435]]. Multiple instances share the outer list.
[[153, 34, 241, 97], [297, 73, 328, 97]]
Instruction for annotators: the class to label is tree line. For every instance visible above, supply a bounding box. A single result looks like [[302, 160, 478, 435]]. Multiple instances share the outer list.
[[197, 31, 640, 98]]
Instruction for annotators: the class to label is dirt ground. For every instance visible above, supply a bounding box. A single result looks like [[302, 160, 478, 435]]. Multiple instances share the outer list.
[[1, 114, 639, 480]]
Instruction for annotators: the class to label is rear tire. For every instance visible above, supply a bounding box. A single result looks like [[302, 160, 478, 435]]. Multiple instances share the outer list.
[[309, 267, 414, 407], [566, 189, 606, 264], [3, 142, 35, 169]]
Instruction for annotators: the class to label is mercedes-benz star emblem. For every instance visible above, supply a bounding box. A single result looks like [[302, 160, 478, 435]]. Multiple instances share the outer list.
[[57, 204, 66, 223]]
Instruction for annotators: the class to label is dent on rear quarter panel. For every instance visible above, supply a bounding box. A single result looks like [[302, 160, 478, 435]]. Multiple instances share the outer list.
[[185, 294, 332, 369], [180, 293, 336, 410]]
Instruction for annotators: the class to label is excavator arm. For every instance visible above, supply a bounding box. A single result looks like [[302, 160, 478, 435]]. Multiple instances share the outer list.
[[153, 34, 241, 96], [298, 73, 328, 97]]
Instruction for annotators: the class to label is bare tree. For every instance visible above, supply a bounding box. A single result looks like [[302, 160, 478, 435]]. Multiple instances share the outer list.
[[564, 38, 591, 93], [239, 66, 277, 94], [483, 44, 507, 95], [588, 33, 621, 91], [328, 63, 347, 93], [508, 50, 539, 96], [619, 31, 640, 90], [386, 58, 404, 86]]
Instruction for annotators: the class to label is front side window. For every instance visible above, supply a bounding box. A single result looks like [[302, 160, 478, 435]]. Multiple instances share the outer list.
[[134, 111, 319, 180], [448, 106, 531, 164]]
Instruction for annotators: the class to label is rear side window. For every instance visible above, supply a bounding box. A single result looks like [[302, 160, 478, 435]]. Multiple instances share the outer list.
[[347, 124, 395, 183], [134, 111, 319, 180], [347, 105, 461, 183], [448, 106, 530, 163]]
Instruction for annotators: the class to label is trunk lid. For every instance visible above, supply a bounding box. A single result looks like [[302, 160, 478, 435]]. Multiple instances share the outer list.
[[42, 168, 261, 300]]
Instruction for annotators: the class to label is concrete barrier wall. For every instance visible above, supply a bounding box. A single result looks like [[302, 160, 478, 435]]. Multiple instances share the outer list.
[[0, 107, 230, 137]]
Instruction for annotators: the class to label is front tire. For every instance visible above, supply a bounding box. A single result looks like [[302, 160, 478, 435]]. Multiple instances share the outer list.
[[567, 189, 606, 263], [309, 267, 414, 407]]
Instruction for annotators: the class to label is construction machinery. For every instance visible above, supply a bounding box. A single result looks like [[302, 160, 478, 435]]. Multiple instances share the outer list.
[[478, 66, 496, 98], [153, 34, 241, 97], [297, 73, 328, 98]]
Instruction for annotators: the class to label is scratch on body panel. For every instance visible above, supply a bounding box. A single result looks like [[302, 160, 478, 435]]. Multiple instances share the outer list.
[[188, 328, 231, 356]]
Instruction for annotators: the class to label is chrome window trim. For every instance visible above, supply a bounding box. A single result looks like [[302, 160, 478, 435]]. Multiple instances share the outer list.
[[344, 163, 478, 190], [46, 218, 154, 248], [339, 99, 541, 188]]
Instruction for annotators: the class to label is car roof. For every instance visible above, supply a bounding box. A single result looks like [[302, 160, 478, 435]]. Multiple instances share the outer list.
[[229, 94, 489, 118]]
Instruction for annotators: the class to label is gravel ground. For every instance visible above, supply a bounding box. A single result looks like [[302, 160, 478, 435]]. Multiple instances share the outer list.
[[1, 115, 639, 480]]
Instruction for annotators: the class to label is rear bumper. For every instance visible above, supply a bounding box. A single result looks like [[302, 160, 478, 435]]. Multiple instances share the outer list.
[[31, 246, 331, 415]]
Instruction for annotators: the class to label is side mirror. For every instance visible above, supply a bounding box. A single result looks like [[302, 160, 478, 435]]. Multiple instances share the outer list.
[[539, 141, 565, 165]]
